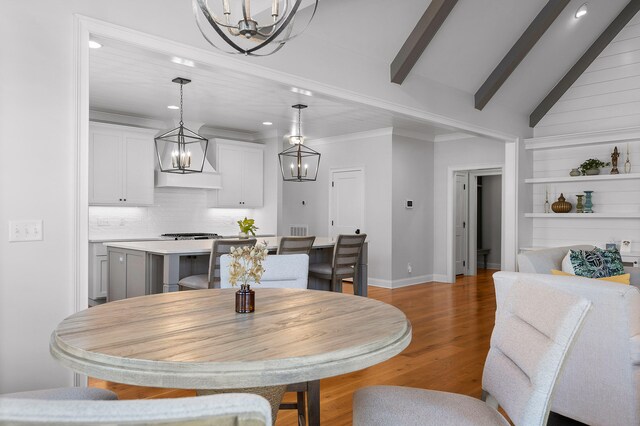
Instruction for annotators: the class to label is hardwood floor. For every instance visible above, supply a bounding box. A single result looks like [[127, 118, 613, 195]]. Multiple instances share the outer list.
[[89, 270, 499, 425]]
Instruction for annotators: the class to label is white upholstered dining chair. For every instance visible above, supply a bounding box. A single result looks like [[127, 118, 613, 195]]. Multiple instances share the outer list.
[[353, 280, 591, 426], [221, 253, 318, 426], [0, 393, 271, 425]]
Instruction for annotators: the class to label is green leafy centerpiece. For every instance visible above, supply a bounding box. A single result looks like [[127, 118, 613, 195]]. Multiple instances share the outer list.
[[229, 241, 268, 313], [237, 217, 258, 238]]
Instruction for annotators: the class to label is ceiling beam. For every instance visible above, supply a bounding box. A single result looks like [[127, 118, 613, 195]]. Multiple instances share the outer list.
[[390, 0, 459, 85], [474, 0, 571, 111], [530, 0, 640, 127]]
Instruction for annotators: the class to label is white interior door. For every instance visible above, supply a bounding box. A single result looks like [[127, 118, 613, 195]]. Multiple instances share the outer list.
[[455, 172, 468, 275], [330, 169, 364, 240]]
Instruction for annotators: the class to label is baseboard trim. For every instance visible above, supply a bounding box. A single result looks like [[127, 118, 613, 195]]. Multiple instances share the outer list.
[[432, 274, 453, 283], [368, 275, 436, 289], [368, 278, 393, 288], [390, 275, 434, 288], [477, 263, 501, 270]]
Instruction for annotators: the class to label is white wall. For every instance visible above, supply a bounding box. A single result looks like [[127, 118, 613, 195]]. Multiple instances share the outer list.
[[391, 133, 434, 285], [535, 14, 640, 137], [432, 137, 506, 280], [479, 175, 502, 269], [0, 1, 527, 393], [281, 130, 393, 283]]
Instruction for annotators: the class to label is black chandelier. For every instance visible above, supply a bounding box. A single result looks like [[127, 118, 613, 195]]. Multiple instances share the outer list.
[[278, 104, 320, 182], [193, 0, 318, 56], [155, 78, 209, 174]]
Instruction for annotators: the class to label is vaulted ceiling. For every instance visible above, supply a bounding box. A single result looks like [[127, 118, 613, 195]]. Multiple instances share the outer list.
[[89, 0, 636, 138]]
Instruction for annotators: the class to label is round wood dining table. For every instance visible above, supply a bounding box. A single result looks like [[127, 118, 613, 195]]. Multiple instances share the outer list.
[[50, 288, 411, 419]]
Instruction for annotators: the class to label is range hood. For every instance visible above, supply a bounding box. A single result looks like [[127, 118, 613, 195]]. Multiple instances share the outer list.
[[155, 139, 222, 189]]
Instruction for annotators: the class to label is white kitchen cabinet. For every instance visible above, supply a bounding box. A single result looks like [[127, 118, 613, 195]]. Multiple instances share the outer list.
[[209, 140, 264, 207], [89, 242, 108, 300], [89, 122, 155, 206]]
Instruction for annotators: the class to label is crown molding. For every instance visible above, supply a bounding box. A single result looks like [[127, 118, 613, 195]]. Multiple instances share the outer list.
[[392, 128, 435, 142], [89, 110, 163, 130], [433, 132, 476, 143], [306, 128, 393, 147]]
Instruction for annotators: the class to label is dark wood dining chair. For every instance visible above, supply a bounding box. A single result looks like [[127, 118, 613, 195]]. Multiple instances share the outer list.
[[178, 238, 256, 290], [309, 234, 367, 294], [277, 236, 316, 255]]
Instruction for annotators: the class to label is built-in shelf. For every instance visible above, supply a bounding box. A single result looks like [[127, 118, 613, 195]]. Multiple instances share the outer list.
[[525, 213, 640, 218], [525, 173, 640, 184]]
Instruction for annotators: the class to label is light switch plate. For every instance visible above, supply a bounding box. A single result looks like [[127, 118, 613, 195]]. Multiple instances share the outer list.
[[9, 220, 43, 242]]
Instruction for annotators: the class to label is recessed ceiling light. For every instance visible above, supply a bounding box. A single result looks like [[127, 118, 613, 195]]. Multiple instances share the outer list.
[[262, 121, 273, 126], [575, 3, 588, 19], [88, 40, 102, 49], [291, 87, 313, 97], [171, 57, 195, 68], [167, 105, 179, 110]]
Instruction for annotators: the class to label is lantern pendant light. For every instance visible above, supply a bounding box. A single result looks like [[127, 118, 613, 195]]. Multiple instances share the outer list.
[[155, 78, 209, 174], [278, 104, 321, 182]]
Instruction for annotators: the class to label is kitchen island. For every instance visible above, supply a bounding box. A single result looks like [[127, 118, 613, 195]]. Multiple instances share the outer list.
[[104, 237, 368, 301]]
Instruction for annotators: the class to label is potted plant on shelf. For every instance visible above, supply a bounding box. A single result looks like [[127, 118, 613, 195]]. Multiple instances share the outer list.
[[237, 217, 258, 239], [579, 158, 611, 176]]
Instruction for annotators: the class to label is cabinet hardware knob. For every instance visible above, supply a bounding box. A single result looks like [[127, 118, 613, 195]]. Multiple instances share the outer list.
[[119, 198, 122, 201]]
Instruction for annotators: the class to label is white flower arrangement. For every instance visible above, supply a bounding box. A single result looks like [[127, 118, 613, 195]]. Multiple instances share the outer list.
[[227, 241, 269, 287]]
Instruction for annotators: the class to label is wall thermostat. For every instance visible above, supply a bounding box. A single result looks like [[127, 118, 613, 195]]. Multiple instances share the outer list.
[[406, 199, 413, 209]]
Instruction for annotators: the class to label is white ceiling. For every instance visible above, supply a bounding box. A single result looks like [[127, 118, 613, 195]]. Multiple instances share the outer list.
[[89, 37, 458, 140], [90, 0, 633, 133]]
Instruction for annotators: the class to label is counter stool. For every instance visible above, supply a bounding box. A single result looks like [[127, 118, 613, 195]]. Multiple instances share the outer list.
[[309, 234, 367, 294], [277, 236, 316, 255], [178, 238, 256, 291]]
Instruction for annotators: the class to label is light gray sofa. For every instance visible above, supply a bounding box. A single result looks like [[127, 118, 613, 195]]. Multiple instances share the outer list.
[[518, 245, 640, 288], [493, 271, 640, 426]]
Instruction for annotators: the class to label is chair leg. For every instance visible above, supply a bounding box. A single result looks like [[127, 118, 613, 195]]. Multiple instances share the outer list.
[[307, 380, 320, 426], [332, 277, 343, 293], [296, 390, 306, 425]]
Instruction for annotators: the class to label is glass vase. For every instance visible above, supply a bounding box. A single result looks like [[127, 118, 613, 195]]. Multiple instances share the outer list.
[[235, 284, 255, 313]]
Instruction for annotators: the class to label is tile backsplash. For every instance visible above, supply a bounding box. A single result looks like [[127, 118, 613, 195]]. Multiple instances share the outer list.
[[89, 187, 253, 239]]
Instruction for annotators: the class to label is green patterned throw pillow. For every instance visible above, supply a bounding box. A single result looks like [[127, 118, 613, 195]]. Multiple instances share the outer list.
[[569, 247, 625, 279]]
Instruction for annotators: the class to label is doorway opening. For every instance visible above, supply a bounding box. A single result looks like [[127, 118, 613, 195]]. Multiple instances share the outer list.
[[453, 168, 503, 277]]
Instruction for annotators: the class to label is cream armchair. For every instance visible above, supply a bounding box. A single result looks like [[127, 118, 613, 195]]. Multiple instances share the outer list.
[[493, 271, 640, 426]]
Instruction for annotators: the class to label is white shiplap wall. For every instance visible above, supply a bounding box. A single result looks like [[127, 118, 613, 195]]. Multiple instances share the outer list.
[[530, 141, 640, 249], [535, 14, 640, 137]]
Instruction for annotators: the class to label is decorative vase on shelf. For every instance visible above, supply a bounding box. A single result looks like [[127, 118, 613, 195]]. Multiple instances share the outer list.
[[583, 191, 594, 213], [625, 144, 632, 173], [544, 190, 550, 213], [576, 194, 585, 213], [585, 168, 600, 176], [570, 168, 581, 177], [551, 193, 572, 213], [235, 284, 255, 313], [239, 232, 249, 239]]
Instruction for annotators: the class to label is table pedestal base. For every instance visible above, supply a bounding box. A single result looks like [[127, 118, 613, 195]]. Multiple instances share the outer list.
[[197, 385, 286, 425]]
